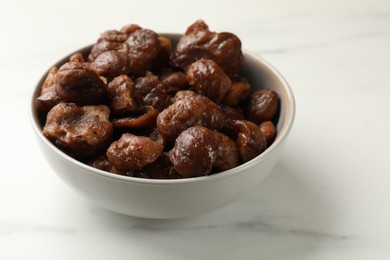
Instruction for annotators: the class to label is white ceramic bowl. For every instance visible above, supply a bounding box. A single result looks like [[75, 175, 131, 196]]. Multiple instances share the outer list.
[[30, 34, 295, 219]]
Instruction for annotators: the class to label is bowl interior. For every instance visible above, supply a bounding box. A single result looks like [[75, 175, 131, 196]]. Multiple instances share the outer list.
[[30, 33, 295, 185]]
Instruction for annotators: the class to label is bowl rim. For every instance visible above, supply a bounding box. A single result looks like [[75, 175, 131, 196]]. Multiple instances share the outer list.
[[30, 35, 295, 186]]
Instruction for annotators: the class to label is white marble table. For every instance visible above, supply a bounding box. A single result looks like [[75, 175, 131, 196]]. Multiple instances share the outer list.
[[1, 0, 390, 259]]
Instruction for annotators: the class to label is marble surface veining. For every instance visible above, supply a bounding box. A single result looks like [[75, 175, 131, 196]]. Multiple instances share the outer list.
[[1, 0, 390, 259]]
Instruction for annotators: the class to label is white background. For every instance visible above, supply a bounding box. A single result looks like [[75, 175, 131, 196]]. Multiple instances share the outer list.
[[1, 0, 390, 259]]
